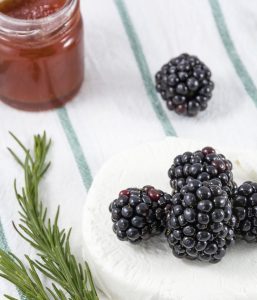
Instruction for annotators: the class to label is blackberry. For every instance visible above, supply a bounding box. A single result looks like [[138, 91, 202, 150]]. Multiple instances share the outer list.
[[166, 180, 236, 263], [155, 53, 214, 116], [232, 182, 257, 243], [109, 186, 172, 243], [168, 146, 236, 193]]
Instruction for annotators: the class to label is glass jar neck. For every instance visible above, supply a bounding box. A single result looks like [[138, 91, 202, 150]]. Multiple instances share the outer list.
[[0, 0, 78, 40]]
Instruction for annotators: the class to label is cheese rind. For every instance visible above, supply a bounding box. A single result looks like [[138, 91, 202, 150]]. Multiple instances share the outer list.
[[83, 137, 257, 300]]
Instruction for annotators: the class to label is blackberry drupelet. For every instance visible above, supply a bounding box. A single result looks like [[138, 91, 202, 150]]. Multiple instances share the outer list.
[[155, 53, 214, 116], [232, 181, 257, 243], [109, 186, 172, 243], [166, 180, 236, 263], [168, 146, 236, 193]]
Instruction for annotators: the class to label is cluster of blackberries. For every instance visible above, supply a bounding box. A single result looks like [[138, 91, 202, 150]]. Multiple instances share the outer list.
[[155, 53, 214, 116], [109, 146, 257, 263]]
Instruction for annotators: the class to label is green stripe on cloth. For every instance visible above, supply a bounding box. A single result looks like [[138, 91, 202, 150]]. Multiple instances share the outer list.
[[209, 0, 257, 106], [0, 221, 9, 253], [57, 107, 93, 190], [114, 0, 177, 137], [0, 220, 27, 300]]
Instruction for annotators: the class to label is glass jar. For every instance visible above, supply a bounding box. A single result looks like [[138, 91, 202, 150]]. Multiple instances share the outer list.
[[0, 0, 84, 111]]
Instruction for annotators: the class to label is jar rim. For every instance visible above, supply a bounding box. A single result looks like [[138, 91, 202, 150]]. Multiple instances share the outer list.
[[0, 0, 77, 36]]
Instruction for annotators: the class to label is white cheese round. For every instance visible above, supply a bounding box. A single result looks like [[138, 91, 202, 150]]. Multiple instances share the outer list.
[[83, 137, 257, 300]]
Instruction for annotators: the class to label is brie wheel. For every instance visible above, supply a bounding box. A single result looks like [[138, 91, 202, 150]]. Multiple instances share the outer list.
[[83, 137, 257, 300]]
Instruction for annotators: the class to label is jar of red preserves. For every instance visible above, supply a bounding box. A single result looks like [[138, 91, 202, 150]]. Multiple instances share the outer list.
[[0, 0, 84, 111]]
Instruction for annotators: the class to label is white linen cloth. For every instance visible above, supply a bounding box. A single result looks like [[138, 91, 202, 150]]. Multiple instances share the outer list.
[[1, 0, 257, 297]]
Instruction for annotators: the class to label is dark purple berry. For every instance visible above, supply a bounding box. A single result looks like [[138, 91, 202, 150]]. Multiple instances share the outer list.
[[168, 147, 236, 194], [109, 187, 172, 243], [232, 182, 257, 243], [166, 181, 235, 263], [155, 53, 214, 117]]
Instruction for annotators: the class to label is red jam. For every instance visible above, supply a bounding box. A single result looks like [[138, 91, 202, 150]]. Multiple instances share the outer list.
[[0, 0, 84, 111], [2, 0, 66, 19]]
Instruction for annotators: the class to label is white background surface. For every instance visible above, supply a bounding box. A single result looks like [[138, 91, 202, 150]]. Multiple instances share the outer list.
[[1, 0, 257, 298]]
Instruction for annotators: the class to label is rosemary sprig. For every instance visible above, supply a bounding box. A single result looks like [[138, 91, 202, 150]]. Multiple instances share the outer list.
[[0, 132, 98, 300], [0, 250, 67, 300]]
